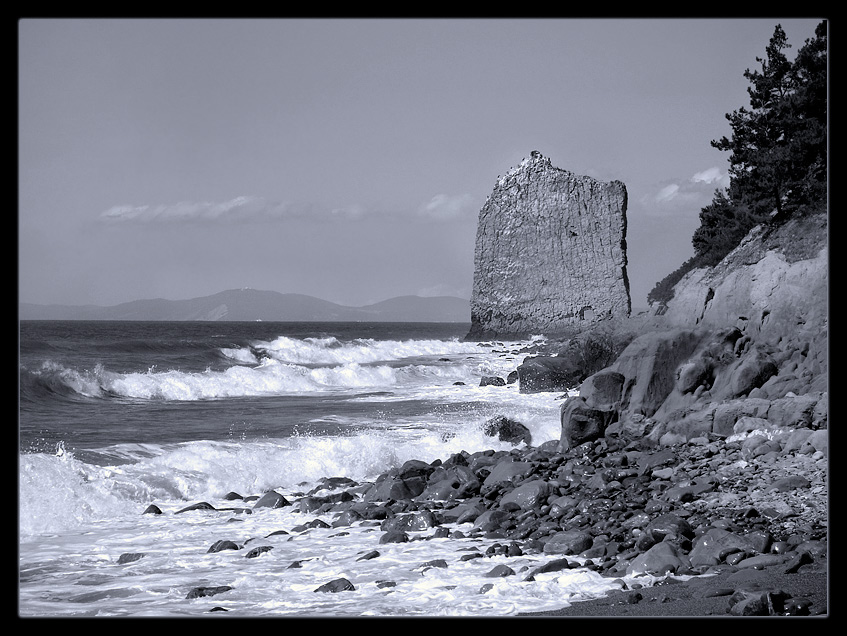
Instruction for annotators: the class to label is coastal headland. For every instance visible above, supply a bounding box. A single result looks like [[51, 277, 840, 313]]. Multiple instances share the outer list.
[[141, 155, 827, 617]]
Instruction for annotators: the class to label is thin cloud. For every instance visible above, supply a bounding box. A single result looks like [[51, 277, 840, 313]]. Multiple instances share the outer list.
[[417, 194, 477, 221], [99, 196, 302, 224], [641, 167, 730, 215], [101, 192, 481, 226], [655, 183, 680, 204], [691, 166, 727, 185]]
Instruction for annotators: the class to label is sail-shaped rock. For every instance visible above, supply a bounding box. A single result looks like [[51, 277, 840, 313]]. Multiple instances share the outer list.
[[468, 151, 631, 339]]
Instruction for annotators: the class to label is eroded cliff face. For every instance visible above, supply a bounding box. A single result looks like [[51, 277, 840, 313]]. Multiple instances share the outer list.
[[560, 212, 828, 449], [467, 152, 631, 339], [659, 213, 828, 343]]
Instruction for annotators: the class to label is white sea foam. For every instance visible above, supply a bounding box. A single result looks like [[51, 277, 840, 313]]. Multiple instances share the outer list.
[[101, 359, 480, 400], [19, 443, 661, 617], [21, 328, 609, 616], [247, 335, 484, 366], [27, 334, 535, 403]]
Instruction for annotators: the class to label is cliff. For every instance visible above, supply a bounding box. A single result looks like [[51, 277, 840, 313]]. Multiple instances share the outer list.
[[467, 152, 631, 339], [658, 213, 828, 343], [556, 211, 828, 449]]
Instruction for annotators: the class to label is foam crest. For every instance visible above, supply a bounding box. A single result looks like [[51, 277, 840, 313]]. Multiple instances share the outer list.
[[18, 410, 559, 537], [23, 360, 115, 399], [98, 353, 498, 400], [249, 336, 483, 365]]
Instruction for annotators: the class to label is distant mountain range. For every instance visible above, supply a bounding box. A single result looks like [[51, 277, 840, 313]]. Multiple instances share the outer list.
[[19, 289, 471, 323]]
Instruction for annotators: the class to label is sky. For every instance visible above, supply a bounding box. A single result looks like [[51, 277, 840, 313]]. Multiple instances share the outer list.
[[18, 17, 825, 310]]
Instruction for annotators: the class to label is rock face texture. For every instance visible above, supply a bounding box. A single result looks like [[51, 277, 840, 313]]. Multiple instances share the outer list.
[[467, 152, 631, 339], [557, 212, 828, 448], [659, 213, 828, 341]]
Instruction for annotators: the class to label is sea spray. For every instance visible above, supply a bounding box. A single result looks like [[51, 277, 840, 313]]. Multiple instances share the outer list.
[[21, 321, 614, 616]]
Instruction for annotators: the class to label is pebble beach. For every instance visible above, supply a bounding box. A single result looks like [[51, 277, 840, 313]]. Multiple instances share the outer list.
[[139, 418, 828, 618]]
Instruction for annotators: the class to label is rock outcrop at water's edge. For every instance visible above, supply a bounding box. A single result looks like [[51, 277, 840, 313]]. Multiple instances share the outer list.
[[557, 212, 829, 450], [467, 152, 631, 340]]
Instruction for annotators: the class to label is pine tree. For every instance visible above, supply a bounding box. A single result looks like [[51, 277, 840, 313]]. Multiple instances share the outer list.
[[647, 21, 827, 307], [711, 22, 827, 221]]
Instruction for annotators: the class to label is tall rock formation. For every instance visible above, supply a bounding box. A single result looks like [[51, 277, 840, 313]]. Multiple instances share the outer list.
[[467, 151, 631, 339]]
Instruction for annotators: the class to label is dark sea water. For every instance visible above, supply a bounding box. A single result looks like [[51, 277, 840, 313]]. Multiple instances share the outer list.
[[18, 320, 635, 617], [20, 320, 490, 454]]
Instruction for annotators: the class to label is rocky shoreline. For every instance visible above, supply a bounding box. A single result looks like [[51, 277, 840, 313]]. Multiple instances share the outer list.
[[147, 407, 827, 617]]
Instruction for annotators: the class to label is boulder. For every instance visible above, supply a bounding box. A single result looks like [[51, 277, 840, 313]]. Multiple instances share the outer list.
[[579, 369, 625, 411], [482, 415, 532, 445], [688, 528, 756, 567], [252, 490, 291, 509], [676, 357, 715, 394], [644, 513, 694, 542], [314, 578, 355, 593], [728, 348, 778, 397], [711, 398, 772, 437], [417, 465, 481, 502], [626, 541, 690, 576], [800, 429, 828, 455], [766, 394, 819, 429], [609, 328, 706, 419], [380, 511, 437, 533], [481, 459, 533, 487], [542, 530, 594, 555], [517, 356, 583, 393], [365, 462, 432, 502], [473, 509, 512, 531], [557, 396, 616, 452], [780, 428, 814, 453], [175, 501, 217, 514], [498, 479, 550, 511], [186, 586, 232, 600], [117, 552, 145, 564], [207, 540, 240, 553], [379, 531, 409, 544], [729, 587, 790, 616]]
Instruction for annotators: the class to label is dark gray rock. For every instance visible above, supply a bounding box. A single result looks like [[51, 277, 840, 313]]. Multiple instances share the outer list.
[[485, 564, 516, 577], [482, 415, 532, 445], [517, 356, 583, 393], [175, 502, 216, 514], [356, 550, 380, 562], [557, 396, 616, 451], [314, 578, 355, 593], [244, 545, 273, 558], [252, 490, 291, 509], [186, 586, 233, 599], [207, 540, 240, 553], [498, 479, 550, 510], [379, 531, 409, 544], [729, 348, 779, 397], [542, 530, 593, 555], [580, 369, 625, 411], [380, 511, 437, 533]]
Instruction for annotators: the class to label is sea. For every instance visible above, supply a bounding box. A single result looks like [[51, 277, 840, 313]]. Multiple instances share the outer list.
[[18, 320, 655, 618]]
